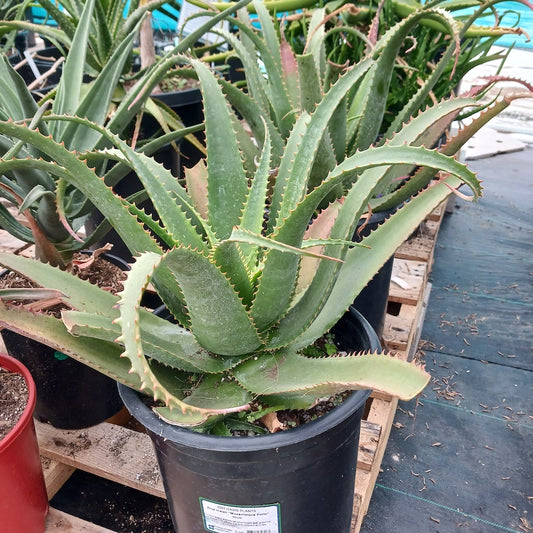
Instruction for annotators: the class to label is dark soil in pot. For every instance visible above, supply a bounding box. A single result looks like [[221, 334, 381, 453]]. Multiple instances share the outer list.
[[0, 363, 29, 441], [0, 252, 127, 429], [119, 307, 379, 533]]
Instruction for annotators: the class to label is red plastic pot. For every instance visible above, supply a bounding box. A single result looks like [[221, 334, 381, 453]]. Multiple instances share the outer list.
[[0, 353, 49, 533]]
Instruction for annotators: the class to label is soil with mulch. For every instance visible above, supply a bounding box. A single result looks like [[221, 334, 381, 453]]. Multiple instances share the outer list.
[[0, 365, 29, 441]]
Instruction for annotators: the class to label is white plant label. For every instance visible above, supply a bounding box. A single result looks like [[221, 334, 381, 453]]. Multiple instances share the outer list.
[[200, 498, 281, 533]]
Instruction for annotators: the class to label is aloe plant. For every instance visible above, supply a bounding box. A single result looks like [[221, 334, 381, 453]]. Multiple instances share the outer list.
[[214, 0, 532, 215], [0, 0, 248, 268], [0, 34, 514, 432], [1, 0, 531, 433], [189, 0, 533, 40], [0, 0, 179, 76], [263, 0, 531, 138]]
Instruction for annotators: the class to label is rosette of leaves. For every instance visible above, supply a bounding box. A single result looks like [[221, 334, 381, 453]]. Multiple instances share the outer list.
[[0, 41, 496, 432], [0, 0, 179, 76]]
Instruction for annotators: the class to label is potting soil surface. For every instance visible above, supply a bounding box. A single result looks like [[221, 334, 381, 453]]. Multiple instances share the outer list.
[[47, 148, 532, 532]]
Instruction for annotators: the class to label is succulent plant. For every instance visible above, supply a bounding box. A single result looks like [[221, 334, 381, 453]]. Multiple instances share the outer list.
[[218, 0, 533, 212], [0, 0, 178, 75], [0, 4, 530, 432], [0, 0, 247, 268]]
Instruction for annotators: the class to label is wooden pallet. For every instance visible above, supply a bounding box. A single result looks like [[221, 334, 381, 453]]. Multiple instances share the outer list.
[[0, 205, 445, 533]]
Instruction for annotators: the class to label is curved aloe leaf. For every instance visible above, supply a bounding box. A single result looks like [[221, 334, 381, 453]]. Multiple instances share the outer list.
[[63, 310, 238, 374], [191, 58, 249, 241], [153, 374, 252, 427], [0, 302, 139, 389], [352, 8, 459, 150], [0, 119, 161, 257], [50, 0, 96, 137], [116, 251, 250, 426], [233, 349, 430, 405], [269, 144, 480, 349], [0, 251, 120, 313]]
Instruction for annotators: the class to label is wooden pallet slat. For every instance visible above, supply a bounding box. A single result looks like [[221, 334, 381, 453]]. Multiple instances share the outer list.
[[46, 507, 115, 532], [41, 458, 76, 500], [36, 420, 165, 499], [388, 259, 427, 305]]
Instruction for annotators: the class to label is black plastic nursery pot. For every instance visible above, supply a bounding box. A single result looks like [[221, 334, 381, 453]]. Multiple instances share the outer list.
[[1, 331, 124, 429], [147, 88, 205, 177], [0, 253, 126, 429], [119, 307, 379, 533], [0, 353, 49, 533], [352, 209, 396, 337]]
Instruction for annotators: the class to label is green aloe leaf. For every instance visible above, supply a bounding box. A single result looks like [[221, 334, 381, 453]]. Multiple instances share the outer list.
[[220, 80, 285, 166], [50, 0, 95, 137], [63, 309, 238, 374], [0, 251, 119, 314], [154, 374, 252, 427], [269, 144, 480, 349], [161, 248, 262, 355], [0, 56, 40, 122], [58, 24, 138, 151], [0, 302, 139, 388], [116, 251, 248, 426], [211, 241, 254, 306], [271, 58, 374, 230], [192, 58, 248, 240], [354, 8, 459, 151], [0, 119, 162, 257], [233, 348, 430, 405], [227, 228, 343, 263], [0, 203, 34, 242], [298, 173, 470, 350]]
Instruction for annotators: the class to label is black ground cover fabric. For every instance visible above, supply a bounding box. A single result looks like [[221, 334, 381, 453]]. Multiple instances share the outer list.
[[361, 148, 533, 532]]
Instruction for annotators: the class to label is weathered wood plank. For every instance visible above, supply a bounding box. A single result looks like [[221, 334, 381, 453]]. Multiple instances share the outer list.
[[45, 507, 115, 532], [388, 259, 427, 305], [351, 396, 399, 532], [41, 457, 76, 499], [36, 421, 165, 499], [357, 420, 382, 472], [382, 304, 418, 351]]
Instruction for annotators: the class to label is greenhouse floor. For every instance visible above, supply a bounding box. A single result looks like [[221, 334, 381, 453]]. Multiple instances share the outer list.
[[360, 146, 533, 533]]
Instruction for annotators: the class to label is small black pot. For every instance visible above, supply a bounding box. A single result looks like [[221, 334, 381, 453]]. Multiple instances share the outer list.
[[0, 253, 126, 429], [352, 209, 396, 337], [147, 88, 205, 176], [119, 307, 379, 533]]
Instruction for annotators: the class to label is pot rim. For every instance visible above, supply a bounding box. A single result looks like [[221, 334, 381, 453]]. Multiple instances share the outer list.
[[0, 353, 37, 451], [119, 307, 379, 453], [119, 383, 371, 453]]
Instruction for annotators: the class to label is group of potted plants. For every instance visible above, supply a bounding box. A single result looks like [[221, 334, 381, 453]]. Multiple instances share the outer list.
[[0, 0, 532, 531]]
